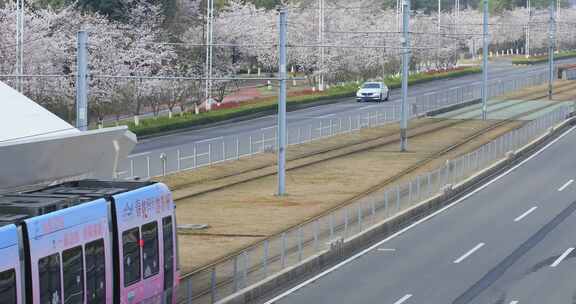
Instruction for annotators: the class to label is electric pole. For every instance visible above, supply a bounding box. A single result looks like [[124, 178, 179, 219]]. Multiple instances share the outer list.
[[400, 0, 410, 152], [482, 0, 489, 120]]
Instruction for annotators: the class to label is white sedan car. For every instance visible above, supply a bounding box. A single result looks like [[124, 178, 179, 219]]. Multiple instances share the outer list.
[[356, 82, 390, 102]]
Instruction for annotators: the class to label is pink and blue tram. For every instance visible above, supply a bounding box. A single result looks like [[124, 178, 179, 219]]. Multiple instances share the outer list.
[[0, 180, 179, 304]]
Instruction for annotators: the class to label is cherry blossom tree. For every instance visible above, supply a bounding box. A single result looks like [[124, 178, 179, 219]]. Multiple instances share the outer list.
[[1, 0, 574, 123]]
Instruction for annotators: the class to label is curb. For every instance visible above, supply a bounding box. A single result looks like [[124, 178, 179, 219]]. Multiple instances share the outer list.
[[140, 95, 480, 141], [215, 115, 576, 304], [425, 98, 482, 117]]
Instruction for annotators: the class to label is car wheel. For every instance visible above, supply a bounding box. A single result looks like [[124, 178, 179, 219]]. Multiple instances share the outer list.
[[379, 94, 384, 103], [385, 91, 390, 101]]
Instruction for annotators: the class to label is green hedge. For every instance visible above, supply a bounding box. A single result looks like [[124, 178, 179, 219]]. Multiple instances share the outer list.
[[129, 66, 481, 137], [384, 67, 481, 89], [512, 51, 576, 65]]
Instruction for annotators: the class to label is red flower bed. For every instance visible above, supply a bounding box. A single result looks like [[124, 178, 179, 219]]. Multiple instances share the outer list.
[[422, 66, 466, 76], [207, 87, 322, 112], [213, 101, 241, 110]]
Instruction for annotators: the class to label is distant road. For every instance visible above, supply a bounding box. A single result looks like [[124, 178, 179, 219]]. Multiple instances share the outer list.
[[265, 126, 576, 304], [132, 58, 576, 155]]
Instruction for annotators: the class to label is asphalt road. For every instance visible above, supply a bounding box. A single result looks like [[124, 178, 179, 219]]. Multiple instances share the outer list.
[[132, 58, 576, 155], [266, 126, 576, 304]]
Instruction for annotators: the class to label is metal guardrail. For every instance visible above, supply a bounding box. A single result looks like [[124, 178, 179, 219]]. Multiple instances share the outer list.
[[116, 72, 548, 180], [175, 105, 570, 302]]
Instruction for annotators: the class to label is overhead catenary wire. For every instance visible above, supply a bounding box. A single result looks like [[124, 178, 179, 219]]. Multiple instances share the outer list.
[[102, 41, 442, 50], [0, 74, 306, 81]]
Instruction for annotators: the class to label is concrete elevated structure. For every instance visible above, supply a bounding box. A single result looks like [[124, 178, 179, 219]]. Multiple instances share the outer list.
[[0, 81, 137, 192]]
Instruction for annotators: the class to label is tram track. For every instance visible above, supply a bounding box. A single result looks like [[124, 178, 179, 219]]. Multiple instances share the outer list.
[[170, 82, 575, 202]]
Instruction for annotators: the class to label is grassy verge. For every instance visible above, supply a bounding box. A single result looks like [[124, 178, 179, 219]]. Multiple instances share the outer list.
[[129, 66, 481, 137], [512, 51, 576, 65]]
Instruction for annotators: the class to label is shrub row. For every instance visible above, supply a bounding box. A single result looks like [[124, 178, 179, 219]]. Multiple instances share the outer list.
[[511, 51, 576, 65]]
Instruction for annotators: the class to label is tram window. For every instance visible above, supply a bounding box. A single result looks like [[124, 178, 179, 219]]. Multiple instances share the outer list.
[[39, 253, 62, 304], [85, 239, 106, 304], [0, 269, 17, 304], [162, 216, 174, 287], [123, 228, 141, 286], [63, 246, 84, 304], [142, 222, 159, 279]]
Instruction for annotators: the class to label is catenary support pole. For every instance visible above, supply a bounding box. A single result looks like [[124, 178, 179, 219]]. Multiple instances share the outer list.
[[277, 8, 288, 196], [209, 0, 214, 107], [396, 0, 401, 31], [15, 0, 24, 92], [525, 0, 531, 58], [400, 0, 410, 152], [438, 0, 441, 35], [204, 0, 209, 110], [205, 0, 214, 110], [15, 0, 19, 90], [482, 0, 489, 120], [548, 0, 556, 100], [76, 31, 88, 131], [437, 0, 441, 71], [318, 0, 325, 91]]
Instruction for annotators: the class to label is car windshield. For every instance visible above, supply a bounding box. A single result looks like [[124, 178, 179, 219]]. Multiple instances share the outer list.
[[362, 83, 381, 89]]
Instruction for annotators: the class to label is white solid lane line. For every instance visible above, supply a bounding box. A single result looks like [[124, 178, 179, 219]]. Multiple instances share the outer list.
[[454, 243, 485, 264], [550, 248, 575, 267], [260, 127, 576, 304], [377, 248, 396, 252], [514, 206, 538, 222], [510, 301, 519, 304], [315, 114, 336, 119], [392, 294, 413, 304], [260, 126, 277, 131], [360, 105, 377, 110], [195, 136, 224, 144], [558, 179, 574, 192]]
